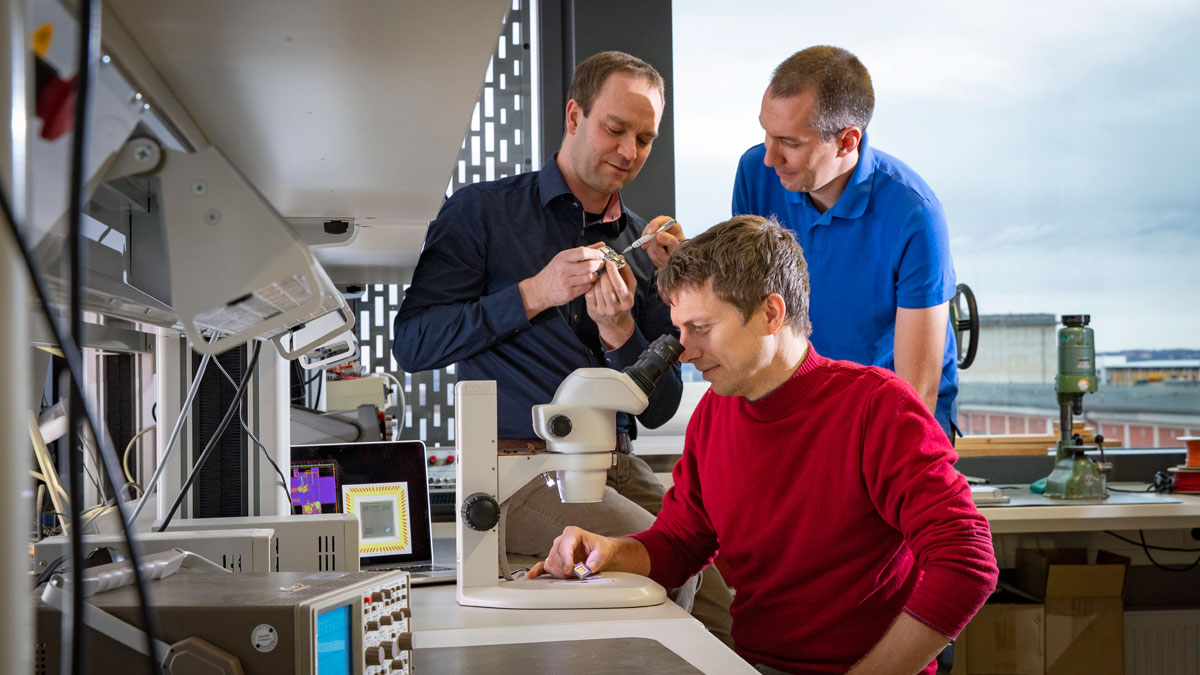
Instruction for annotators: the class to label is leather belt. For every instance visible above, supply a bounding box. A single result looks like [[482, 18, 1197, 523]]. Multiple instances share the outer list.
[[497, 432, 631, 454]]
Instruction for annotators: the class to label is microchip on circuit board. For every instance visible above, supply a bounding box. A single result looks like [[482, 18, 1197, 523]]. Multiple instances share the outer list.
[[596, 245, 627, 274]]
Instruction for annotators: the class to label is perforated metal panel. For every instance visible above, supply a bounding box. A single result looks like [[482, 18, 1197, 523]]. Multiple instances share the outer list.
[[356, 1, 535, 448]]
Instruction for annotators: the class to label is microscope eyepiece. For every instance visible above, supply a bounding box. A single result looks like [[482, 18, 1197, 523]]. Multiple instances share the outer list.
[[623, 334, 684, 395]]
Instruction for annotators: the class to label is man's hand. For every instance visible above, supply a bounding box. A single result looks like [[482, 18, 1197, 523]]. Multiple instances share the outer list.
[[519, 247, 606, 319], [640, 215, 686, 269], [586, 253, 638, 350], [527, 526, 621, 579]]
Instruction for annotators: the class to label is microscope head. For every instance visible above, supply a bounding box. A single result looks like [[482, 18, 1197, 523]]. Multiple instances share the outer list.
[[532, 335, 683, 502]]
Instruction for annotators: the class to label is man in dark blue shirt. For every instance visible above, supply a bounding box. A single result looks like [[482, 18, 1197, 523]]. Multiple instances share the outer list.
[[393, 51, 731, 644]]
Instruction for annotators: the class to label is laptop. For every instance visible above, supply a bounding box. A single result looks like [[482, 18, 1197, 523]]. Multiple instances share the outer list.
[[290, 440, 456, 585]]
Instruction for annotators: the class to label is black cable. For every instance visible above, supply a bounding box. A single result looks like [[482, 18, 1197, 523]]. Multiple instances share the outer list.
[[34, 555, 70, 588], [243, 415, 289, 495], [244, 417, 289, 493], [66, 2, 100, 672], [157, 341, 262, 532], [1137, 530, 1200, 572], [1105, 530, 1200, 553], [0, 156, 163, 674]]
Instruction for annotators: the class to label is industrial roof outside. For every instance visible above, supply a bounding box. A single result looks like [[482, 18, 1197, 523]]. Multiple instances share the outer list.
[[978, 313, 1058, 326], [958, 382, 1200, 415], [1105, 360, 1200, 369]]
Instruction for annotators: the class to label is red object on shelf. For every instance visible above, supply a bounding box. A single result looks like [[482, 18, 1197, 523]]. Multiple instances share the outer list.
[[35, 60, 76, 141], [446, 455, 455, 464]]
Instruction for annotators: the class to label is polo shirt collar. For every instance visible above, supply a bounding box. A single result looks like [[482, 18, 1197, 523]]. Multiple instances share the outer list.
[[784, 132, 876, 222]]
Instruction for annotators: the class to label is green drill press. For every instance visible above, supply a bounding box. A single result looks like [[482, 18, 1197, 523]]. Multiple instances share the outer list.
[[1043, 315, 1110, 499]]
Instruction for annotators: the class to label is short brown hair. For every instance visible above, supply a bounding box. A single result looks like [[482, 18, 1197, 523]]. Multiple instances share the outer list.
[[658, 215, 812, 336], [567, 51, 665, 116], [769, 46, 874, 142]]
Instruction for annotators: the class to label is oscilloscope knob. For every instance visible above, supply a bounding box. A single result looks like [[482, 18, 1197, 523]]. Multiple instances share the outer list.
[[461, 492, 501, 531]]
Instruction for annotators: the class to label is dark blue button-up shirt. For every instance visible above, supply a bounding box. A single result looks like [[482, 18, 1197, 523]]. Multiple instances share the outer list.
[[393, 158, 682, 439]]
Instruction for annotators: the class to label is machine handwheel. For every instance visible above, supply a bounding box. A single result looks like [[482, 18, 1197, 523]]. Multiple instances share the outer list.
[[951, 283, 979, 370]]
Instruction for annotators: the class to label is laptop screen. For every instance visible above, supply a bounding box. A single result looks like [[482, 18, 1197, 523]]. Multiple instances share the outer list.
[[290, 440, 434, 567]]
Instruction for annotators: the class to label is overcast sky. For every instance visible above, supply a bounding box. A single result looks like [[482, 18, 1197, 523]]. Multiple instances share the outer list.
[[672, 0, 1200, 352]]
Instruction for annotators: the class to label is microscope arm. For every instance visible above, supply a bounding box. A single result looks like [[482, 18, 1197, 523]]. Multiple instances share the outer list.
[[496, 452, 613, 504]]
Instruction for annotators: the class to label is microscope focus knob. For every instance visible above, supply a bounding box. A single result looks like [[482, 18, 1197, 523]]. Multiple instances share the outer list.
[[547, 414, 573, 438], [461, 492, 501, 531]]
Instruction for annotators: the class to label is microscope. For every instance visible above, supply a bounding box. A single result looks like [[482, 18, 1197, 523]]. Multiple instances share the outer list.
[[454, 335, 683, 609], [1043, 315, 1110, 499]]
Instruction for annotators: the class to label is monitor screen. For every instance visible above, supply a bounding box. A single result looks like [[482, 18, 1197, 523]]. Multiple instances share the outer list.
[[315, 603, 352, 675], [291, 441, 433, 566]]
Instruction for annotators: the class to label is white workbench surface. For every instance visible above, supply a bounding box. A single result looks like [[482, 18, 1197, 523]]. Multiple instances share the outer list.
[[417, 487, 1200, 673], [978, 487, 1200, 534], [409, 583, 755, 674]]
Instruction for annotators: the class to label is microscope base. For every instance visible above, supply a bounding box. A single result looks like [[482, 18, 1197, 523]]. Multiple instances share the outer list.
[[457, 572, 666, 609]]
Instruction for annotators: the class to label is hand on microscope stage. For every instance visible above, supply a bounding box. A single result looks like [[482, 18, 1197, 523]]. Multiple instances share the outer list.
[[527, 526, 617, 579], [518, 246, 607, 320], [638, 215, 686, 270], [586, 255, 637, 350]]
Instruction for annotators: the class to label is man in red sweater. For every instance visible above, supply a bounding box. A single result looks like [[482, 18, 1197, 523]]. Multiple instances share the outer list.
[[528, 215, 998, 674]]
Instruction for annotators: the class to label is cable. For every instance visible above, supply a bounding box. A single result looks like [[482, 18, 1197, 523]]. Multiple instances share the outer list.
[[1, 144, 163, 674], [122, 426, 155, 490], [1137, 530, 1200, 572], [157, 341, 262, 532], [315, 370, 324, 409], [30, 414, 70, 532], [127, 338, 217, 526], [36, 483, 46, 540], [64, 1, 107, 671], [242, 417, 289, 496], [380, 372, 406, 440], [80, 451, 106, 501], [1104, 530, 1200, 553], [210, 358, 290, 496], [81, 504, 117, 534]]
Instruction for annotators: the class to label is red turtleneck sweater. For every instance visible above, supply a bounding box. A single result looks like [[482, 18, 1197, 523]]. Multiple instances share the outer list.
[[631, 348, 997, 674]]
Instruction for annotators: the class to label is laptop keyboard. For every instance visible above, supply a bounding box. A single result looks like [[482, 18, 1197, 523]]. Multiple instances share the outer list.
[[405, 563, 454, 574]]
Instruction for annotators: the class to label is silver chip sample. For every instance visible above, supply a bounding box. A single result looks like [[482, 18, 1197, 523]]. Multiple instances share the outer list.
[[596, 245, 627, 275]]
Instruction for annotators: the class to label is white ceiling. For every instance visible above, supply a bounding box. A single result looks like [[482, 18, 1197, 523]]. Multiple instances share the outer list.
[[102, 0, 511, 283]]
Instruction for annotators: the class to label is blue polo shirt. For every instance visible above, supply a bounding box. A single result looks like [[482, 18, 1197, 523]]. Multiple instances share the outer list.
[[393, 158, 682, 439], [732, 135, 958, 435]]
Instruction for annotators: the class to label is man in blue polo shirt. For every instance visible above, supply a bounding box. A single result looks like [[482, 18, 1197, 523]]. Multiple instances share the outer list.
[[732, 45, 959, 439], [393, 51, 732, 643]]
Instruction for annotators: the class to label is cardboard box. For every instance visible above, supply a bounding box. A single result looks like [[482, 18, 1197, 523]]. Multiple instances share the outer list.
[[1014, 549, 1129, 675], [960, 599, 1044, 675]]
